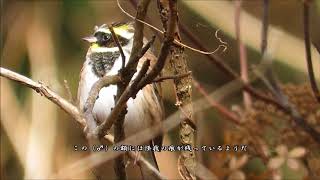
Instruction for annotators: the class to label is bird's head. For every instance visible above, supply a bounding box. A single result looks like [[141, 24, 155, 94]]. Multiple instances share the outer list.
[[83, 22, 134, 50]]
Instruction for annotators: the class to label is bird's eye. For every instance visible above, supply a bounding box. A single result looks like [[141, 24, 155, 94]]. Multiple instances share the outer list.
[[103, 34, 110, 41]]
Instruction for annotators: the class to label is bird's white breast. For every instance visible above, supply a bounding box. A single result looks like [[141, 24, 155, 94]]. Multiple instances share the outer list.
[[78, 45, 149, 136]]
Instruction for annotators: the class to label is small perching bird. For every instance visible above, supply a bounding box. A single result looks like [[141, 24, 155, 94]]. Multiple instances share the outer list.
[[78, 22, 164, 179]]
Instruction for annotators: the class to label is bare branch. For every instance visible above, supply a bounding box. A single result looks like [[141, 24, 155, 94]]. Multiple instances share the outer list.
[[157, 0, 197, 179], [138, 36, 156, 60], [96, 0, 175, 139], [83, 75, 121, 139], [303, 1, 320, 102], [0, 67, 85, 126], [109, 1, 152, 178], [122, 0, 151, 81], [131, 59, 150, 89]]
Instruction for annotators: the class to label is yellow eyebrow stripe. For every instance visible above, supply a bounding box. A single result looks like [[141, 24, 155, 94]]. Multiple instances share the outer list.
[[91, 43, 99, 48]]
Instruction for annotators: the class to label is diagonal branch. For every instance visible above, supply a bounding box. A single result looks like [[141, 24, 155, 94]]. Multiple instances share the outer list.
[[192, 79, 241, 124], [253, 66, 320, 144], [122, 0, 151, 80], [132, 59, 150, 89], [0, 67, 165, 180], [178, 23, 287, 114], [0, 67, 85, 126], [108, 24, 126, 70]]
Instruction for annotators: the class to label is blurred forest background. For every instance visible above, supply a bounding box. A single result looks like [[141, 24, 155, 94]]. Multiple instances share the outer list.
[[1, 0, 320, 179]]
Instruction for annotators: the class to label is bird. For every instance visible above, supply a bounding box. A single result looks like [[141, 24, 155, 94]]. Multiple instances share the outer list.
[[77, 22, 164, 179]]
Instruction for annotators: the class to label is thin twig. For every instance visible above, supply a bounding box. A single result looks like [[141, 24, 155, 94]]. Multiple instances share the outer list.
[[0, 67, 86, 126], [153, 71, 192, 83], [178, 24, 237, 79], [83, 75, 121, 139], [108, 24, 126, 70], [253, 65, 320, 144], [235, 0, 252, 109], [261, 0, 269, 54], [178, 23, 285, 113], [122, 0, 151, 81], [303, 0, 320, 102], [193, 79, 241, 124], [63, 79, 74, 103], [118, 0, 227, 55], [130, 0, 285, 115], [137, 36, 175, 89], [180, 22, 320, 144]]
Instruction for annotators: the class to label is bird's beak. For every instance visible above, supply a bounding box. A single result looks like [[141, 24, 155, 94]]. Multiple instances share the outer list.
[[82, 36, 97, 43]]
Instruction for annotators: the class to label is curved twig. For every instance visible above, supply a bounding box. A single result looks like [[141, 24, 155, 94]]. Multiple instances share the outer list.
[[117, 0, 227, 55]]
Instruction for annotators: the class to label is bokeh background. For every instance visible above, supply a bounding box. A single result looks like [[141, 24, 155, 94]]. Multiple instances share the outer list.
[[1, 0, 320, 179]]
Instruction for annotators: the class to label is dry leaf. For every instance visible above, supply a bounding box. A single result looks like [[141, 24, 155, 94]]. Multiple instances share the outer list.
[[268, 157, 285, 170], [288, 147, 306, 158]]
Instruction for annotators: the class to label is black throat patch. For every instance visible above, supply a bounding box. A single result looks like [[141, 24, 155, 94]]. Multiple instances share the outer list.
[[89, 51, 120, 77]]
